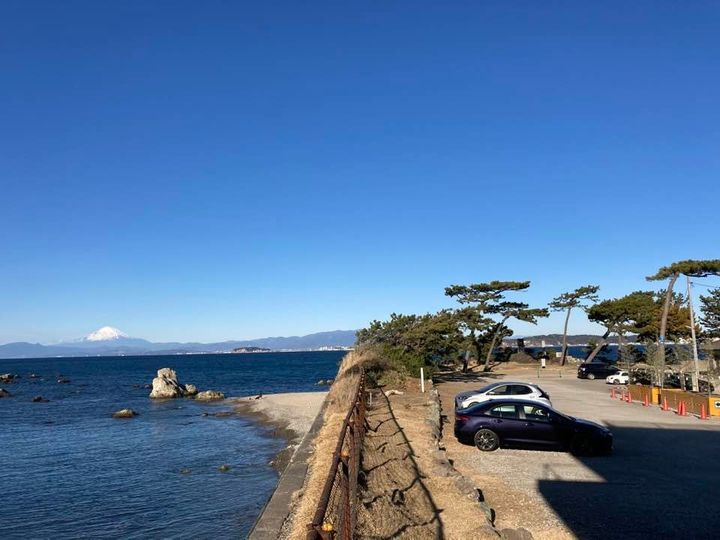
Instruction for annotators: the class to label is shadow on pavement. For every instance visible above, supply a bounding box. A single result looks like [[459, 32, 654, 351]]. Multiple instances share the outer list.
[[538, 424, 720, 539]]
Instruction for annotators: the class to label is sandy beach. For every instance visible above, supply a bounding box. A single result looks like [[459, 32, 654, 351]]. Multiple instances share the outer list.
[[234, 391, 328, 443]]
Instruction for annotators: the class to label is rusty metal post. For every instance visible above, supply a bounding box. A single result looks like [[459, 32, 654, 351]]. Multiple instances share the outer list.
[[307, 370, 366, 540]]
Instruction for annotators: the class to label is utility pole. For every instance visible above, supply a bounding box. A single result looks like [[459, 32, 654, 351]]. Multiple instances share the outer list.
[[687, 276, 700, 392]]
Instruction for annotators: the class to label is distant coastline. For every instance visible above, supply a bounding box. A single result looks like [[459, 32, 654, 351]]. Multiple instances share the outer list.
[[0, 347, 355, 361], [0, 328, 358, 360]]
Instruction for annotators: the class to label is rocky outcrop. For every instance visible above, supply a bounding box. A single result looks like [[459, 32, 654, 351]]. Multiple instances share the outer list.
[[112, 408, 138, 418], [195, 390, 225, 401], [148, 368, 224, 400], [32, 396, 49, 403], [149, 368, 195, 399], [0, 388, 10, 398], [0, 373, 18, 383]]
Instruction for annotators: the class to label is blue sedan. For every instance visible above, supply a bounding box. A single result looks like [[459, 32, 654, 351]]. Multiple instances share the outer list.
[[454, 399, 613, 456]]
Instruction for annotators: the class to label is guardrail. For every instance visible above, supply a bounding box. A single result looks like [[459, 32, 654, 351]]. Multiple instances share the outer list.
[[307, 370, 366, 540]]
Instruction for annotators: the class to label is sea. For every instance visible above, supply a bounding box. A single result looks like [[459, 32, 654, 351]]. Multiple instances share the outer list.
[[0, 351, 345, 539]]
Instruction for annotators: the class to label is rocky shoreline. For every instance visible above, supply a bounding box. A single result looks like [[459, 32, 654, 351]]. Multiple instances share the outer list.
[[233, 392, 328, 473]]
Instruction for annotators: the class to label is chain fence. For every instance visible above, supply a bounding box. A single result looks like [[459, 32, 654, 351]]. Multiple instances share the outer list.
[[307, 370, 366, 540]]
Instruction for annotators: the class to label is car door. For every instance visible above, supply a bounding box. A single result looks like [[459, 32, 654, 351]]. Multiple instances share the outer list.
[[509, 384, 534, 398], [518, 404, 562, 448], [484, 384, 510, 403], [603, 364, 619, 377], [484, 403, 524, 443]]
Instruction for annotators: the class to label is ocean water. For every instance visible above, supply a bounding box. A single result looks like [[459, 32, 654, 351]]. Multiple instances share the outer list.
[[0, 351, 345, 539]]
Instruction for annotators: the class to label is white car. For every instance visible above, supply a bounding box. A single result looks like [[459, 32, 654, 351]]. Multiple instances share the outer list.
[[605, 371, 629, 385], [454, 382, 551, 410]]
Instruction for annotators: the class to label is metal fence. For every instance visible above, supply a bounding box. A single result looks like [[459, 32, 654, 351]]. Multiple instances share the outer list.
[[307, 370, 367, 540]]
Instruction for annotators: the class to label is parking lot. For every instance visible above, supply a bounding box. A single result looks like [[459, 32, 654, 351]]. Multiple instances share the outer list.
[[435, 368, 720, 539]]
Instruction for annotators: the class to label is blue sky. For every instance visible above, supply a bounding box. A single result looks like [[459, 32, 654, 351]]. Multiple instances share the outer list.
[[2, 1, 719, 344]]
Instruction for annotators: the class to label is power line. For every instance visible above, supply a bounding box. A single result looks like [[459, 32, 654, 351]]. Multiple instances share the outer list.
[[691, 281, 720, 289]]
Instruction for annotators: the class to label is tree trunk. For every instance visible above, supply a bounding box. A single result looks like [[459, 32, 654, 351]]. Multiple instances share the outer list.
[[658, 272, 680, 378], [484, 316, 509, 372], [560, 307, 573, 366], [585, 328, 611, 363], [472, 340, 483, 374], [617, 332, 630, 374]]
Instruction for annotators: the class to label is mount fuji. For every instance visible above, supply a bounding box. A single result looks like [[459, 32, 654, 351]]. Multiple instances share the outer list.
[[0, 327, 357, 359], [62, 327, 155, 350], [83, 326, 129, 342]]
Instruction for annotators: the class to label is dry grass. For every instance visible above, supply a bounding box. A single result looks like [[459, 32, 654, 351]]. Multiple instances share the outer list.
[[282, 351, 499, 539], [358, 380, 499, 540], [282, 349, 367, 539]]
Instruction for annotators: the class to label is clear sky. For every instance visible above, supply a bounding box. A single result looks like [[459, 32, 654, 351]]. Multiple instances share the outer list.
[[2, 1, 719, 344]]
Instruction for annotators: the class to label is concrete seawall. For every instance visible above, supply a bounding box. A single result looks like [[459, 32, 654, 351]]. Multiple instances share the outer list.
[[248, 398, 329, 539]]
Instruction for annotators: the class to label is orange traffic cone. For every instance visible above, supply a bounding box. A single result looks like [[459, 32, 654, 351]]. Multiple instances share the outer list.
[[700, 403, 708, 420], [662, 397, 669, 411], [621, 391, 626, 402], [677, 401, 686, 416], [627, 392, 632, 404], [643, 394, 649, 407]]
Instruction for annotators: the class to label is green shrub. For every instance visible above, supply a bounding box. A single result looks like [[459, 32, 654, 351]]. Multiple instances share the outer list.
[[357, 344, 439, 387]]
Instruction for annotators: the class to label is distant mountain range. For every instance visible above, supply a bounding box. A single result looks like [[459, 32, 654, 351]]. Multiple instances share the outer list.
[[0, 327, 358, 359]]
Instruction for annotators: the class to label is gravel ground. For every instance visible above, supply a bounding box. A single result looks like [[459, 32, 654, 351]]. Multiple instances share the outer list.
[[435, 366, 720, 539]]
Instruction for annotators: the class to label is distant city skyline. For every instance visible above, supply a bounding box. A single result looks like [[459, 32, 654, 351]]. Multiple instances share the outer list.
[[2, 2, 719, 344]]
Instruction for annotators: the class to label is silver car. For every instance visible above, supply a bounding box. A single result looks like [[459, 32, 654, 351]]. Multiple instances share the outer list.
[[455, 381, 551, 410]]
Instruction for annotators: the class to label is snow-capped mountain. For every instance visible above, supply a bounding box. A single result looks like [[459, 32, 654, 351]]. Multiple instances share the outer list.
[[0, 329, 358, 358], [57, 326, 153, 350], [83, 326, 129, 342]]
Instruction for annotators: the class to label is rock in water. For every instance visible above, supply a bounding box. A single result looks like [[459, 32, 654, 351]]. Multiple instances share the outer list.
[[0, 373, 19, 383], [31, 396, 49, 403], [195, 390, 225, 401], [218, 464, 231, 472], [112, 408, 138, 418], [149, 368, 196, 399], [0, 388, 10, 398]]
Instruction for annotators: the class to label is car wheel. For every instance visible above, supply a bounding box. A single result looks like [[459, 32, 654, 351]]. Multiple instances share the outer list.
[[570, 434, 595, 456], [474, 429, 500, 452], [587, 373, 596, 380], [612, 380, 620, 385]]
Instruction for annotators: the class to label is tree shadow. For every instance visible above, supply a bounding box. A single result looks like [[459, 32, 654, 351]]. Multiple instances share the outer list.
[[537, 424, 720, 539], [432, 368, 504, 384], [356, 390, 444, 539]]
